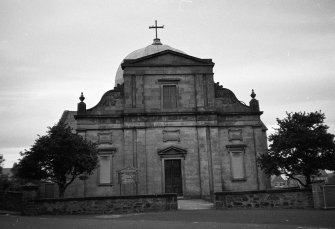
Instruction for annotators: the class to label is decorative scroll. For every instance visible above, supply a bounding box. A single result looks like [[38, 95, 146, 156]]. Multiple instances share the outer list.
[[163, 130, 180, 142], [101, 91, 122, 107], [214, 82, 239, 104], [98, 84, 124, 107]]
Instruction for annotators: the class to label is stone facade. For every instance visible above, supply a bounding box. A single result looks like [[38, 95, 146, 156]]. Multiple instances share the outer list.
[[22, 194, 177, 215], [59, 40, 270, 200], [215, 189, 313, 209]]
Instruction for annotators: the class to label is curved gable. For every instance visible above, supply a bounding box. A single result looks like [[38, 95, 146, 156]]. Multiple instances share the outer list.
[[86, 84, 124, 115], [214, 83, 251, 112]]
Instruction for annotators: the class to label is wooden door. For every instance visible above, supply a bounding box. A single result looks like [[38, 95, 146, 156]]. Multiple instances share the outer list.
[[164, 159, 183, 196]]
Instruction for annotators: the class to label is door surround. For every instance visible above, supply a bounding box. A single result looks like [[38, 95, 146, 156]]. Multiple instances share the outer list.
[[157, 146, 187, 196]]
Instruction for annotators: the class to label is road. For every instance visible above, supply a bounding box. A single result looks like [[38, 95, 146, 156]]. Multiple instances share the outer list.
[[1, 209, 334, 229]]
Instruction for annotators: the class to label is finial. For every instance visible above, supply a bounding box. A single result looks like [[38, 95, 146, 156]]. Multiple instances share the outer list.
[[251, 89, 256, 99], [79, 92, 85, 102], [152, 38, 162, 45]]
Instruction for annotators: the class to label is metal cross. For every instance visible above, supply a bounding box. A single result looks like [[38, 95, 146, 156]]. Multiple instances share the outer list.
[[149, 20, 164, 39]]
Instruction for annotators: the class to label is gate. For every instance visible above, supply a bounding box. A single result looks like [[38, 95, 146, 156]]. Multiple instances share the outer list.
[[323, 185, 335, 209]]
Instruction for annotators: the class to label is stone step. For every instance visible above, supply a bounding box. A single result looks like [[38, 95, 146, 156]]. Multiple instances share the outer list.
[[178, 199, 214, 210]]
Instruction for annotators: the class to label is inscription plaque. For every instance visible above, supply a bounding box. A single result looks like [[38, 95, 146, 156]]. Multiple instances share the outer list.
[[118, 167, 138, 184]]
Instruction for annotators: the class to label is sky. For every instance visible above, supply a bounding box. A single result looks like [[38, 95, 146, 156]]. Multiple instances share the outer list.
[[1, 0, 335, 168]]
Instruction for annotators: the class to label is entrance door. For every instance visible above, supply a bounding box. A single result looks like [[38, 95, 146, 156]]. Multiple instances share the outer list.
[[164, 159, 183, 196]]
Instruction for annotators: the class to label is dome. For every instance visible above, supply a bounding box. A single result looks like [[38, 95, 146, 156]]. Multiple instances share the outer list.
[[114, 39, 186, 86]]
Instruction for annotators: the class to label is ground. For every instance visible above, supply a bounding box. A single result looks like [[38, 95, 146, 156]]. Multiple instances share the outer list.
[[1, 209, 334, 229]]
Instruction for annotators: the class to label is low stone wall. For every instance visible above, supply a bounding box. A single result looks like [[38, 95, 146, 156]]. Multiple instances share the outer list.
[[0, 191, 22, 211], [22, 194, 177, 215], [215, 188, 313, 209]]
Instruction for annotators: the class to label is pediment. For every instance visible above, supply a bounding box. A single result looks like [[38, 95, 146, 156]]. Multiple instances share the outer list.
[[157, 145, 187, 159], [121, 50, 214, 69]]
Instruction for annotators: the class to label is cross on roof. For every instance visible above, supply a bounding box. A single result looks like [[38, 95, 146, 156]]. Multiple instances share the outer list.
[[149, 20, 164, 39]]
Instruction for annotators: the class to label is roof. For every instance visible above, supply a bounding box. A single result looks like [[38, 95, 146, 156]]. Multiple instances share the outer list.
[[114, 39, 186, 85], [59, 110, 77, 132], [271, 175, 286, 183]]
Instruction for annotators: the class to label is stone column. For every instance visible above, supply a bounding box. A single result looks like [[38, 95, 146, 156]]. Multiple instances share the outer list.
[[210, 127, 222, 195], [122, 128, 136, 195], [136, 128, 147, 194]]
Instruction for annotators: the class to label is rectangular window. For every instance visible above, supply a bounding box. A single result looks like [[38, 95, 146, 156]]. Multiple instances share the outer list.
[[163, 85, 177, 109], [99, 155, 111, 184], [230, 151, 245, 180]]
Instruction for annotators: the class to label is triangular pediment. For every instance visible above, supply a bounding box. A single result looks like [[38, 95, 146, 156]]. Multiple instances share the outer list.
[[121, 50, 214, 69], [157, 145, 187, 159]]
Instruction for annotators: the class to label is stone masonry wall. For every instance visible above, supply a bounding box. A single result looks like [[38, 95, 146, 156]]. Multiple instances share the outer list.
[[0, 191, 22, 211], [215, 188, 313, 209], [22, 194, 177, 216]]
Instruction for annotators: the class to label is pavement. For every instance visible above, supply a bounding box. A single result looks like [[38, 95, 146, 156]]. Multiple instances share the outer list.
[[178, 198, 214, 210], [0, 209, 20, 215], [1, 199, 335, 229]]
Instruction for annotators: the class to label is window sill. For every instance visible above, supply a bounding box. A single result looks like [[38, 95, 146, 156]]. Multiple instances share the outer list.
[[231, 178, 247, 182], [98, 183, 113, 186]]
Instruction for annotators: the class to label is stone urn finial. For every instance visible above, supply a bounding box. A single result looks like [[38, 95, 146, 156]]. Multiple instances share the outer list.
[[79, 92, 85, 102], [249, 89, 260, 111], [251, 89, 256, 99], [77, 92, 86, 114]]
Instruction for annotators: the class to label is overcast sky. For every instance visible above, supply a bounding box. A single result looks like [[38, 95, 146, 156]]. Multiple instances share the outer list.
[[1, 0, 335, 167]]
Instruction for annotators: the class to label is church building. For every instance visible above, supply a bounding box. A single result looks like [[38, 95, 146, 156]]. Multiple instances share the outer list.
[[59, 24, 270, 199]]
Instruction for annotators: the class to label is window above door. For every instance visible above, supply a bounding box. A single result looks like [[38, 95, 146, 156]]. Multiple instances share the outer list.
[[163, 85, 177, 109]]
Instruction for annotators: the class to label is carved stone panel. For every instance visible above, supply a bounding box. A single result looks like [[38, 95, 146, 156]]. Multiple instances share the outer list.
[[228, 129, 242, 141], [98, 132, 113, 144], [163, 130, 180, 142]]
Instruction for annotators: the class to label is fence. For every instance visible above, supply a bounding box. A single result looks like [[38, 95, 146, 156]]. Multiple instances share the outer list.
[[323, 185, 335, 209]]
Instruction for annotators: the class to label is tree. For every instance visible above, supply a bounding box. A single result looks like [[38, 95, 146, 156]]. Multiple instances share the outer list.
[[258, 111, 335, 187], [0, 154, 4, 174], [16, 122, 98, 197], [0, 155, 11, 192]]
